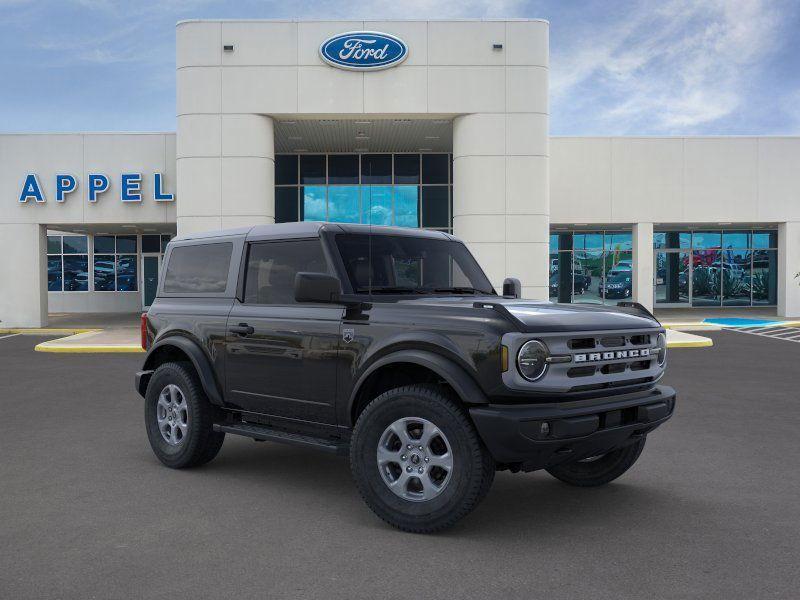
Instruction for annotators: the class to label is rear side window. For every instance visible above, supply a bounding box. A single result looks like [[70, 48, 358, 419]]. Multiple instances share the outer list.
[[162, 243, 233, 294], [244, 240, 328, 305]]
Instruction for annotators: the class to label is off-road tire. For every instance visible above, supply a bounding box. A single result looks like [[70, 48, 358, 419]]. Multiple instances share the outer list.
[[546, 437, 646, 487], [144, 361, 225, 469], [350, 384, 495, 533]]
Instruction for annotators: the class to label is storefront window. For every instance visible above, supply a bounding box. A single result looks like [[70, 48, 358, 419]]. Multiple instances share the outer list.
[[276, 153, 453, 232], [549, 231, 633, 305], [93, 235, 138, 292], [47, 235, 88, 292], [654, 229, 777, 307]]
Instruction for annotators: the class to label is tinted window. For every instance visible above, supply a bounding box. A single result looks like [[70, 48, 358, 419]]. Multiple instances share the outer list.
[[47, 235, 62, 254], [244, 240, 328, 305], [94, 235, 115, 253], [328, 155, 359, 184], [275, 155, 298, 185], [63, 235, 88, 254], [63, 255, 89, 291], [116, 235, 137, 253], [421, 186, 448, 228], [361, 154, 391, 184], [421, 154, 449, 184], [163, 243, 233, 294], [142, 234, 161, 253], [394, 154, 420, 184], [94, 255, 116, 291], [300, 155, 326, 184], [275, 187, 299, 223]]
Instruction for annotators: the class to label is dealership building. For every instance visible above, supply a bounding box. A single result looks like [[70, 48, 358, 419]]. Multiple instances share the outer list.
[[1, 18, 799, 327]]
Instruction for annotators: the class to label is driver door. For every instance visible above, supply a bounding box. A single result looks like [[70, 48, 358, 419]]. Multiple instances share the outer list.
[[225, 238, 343, 425]]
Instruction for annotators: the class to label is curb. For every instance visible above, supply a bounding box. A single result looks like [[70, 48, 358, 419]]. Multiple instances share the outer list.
[[666, 338, 713, 348], [0, 328, 100, 335], [34, 343, 144, 354]]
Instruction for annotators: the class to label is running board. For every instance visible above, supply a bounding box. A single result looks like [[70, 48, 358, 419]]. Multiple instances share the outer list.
[[213, 422, 348, 455]]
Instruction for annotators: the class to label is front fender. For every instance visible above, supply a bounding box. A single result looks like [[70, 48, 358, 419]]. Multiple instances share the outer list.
[[140, 335, 224, 405], [348, 348, 489, 416]]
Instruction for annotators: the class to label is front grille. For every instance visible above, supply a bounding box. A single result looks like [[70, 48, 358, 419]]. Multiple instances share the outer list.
[[503, 327, 664, 395]]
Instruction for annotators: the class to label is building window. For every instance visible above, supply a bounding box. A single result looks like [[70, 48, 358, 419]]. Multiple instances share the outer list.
[[274, 153, 453, 233], [654, 229, 777, 307], [93, 235, 138, 292], [47, 235, 89, 292], [548, 231, 633, 306]]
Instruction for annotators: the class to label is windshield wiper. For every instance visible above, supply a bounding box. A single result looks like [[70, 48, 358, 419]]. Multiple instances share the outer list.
[[355, 286, 427, 294]]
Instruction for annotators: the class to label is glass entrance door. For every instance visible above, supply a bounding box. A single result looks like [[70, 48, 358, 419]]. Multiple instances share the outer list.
[[142, 255, 160, 308]]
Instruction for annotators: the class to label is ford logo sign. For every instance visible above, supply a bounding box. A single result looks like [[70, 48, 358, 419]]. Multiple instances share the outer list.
[[319, 31, 408, 71]]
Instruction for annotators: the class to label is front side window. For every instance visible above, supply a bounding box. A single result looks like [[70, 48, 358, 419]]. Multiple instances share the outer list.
[[335, 233, 494, 295], [244, 240, 329, 305]]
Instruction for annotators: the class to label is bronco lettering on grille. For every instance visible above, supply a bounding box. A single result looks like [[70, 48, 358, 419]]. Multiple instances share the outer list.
[[574, 348, 651, 363]]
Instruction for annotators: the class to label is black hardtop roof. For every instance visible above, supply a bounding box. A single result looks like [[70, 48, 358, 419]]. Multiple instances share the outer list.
[[173, 222, 456, 243]]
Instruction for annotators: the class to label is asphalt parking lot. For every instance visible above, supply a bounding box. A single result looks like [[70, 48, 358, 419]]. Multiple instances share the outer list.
[[1, 331, 799, 599]]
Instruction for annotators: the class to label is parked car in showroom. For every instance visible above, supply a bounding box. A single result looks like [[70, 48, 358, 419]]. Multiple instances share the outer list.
[[599, 272, 633, 299], [135, 223, 674, 533]]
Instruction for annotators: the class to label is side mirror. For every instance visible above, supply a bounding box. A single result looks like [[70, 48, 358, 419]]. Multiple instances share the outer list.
[[502, 277, 521, 299], [295, 272, 342, 303]]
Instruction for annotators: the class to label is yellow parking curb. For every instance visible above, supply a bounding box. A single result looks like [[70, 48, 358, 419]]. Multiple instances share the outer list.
[[0, 328, 100, 335], [34, 342, 144, 353], [666, 338, 713, 348]]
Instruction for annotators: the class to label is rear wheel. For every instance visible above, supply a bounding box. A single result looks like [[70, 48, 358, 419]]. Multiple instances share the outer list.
[[545, 437, 646, 487], [144, 362, 225, 469], [350, 385, 494, 533]]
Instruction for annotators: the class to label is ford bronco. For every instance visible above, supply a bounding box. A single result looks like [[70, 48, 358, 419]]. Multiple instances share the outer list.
[[136, 223, 674, 532]]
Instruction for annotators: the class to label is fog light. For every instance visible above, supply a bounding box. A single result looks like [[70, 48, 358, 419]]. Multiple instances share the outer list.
[[540, 422, 550, 435]]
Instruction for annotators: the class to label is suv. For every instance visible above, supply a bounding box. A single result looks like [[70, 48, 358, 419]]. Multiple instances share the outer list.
[[136, 223, 675, 533]]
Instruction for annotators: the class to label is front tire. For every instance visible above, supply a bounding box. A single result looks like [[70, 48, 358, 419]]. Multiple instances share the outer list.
[[545, 437, 646, 487], [144, 362, 225, 469], [350, 385, 494, 533]]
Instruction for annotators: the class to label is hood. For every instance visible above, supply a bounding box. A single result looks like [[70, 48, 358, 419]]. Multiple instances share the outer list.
[[396, 296, 660, 333]]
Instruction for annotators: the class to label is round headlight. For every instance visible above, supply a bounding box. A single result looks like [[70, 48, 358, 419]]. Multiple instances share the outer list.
[[656, 332, 667, 366], [517, 340, 549, 381]]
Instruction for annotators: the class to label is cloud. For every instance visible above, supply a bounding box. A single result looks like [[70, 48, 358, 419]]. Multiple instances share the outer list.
[[551, 0, 793, 134]]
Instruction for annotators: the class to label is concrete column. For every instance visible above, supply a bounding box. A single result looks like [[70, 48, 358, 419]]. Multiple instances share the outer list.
[[453, 113, 549, 299], [778, 221, 800, 318], [632, 222, 654, 312], [0, 224, 47, 327], [177, 114, 275, 235]]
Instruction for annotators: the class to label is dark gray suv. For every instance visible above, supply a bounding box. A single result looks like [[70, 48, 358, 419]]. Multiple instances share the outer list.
[[136, 222, 675, 533]]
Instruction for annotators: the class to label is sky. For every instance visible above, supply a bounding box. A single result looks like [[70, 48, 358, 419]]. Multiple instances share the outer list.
[[0, 0, 798, 135]]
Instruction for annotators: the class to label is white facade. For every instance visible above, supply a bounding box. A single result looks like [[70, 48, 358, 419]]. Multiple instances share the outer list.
[[0, 19, 799, 327], [176, 19, 550, 299]]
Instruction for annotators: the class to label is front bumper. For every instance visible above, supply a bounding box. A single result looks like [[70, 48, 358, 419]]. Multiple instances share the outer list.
[[470, 385, 676, 472]]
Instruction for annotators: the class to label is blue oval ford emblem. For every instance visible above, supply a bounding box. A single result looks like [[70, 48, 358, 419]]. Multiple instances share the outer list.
[[319, 31, 408, 71]]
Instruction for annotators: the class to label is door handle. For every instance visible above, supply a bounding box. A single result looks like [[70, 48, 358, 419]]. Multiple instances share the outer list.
[[230, 323, 254, 336]]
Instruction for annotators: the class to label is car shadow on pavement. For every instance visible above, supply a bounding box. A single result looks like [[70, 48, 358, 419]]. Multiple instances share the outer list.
[[154, 435, 689, 537]]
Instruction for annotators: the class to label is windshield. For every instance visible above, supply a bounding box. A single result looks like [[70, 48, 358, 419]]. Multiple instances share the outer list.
[[335, 233, 495, 295]]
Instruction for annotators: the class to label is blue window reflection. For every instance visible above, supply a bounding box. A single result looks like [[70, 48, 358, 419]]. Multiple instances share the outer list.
[[63, 255, 89, 291], [303, 186, 326, 221], [362, 186, 392, 226], [117, 255, 138, 291], [692, 231, 721, 249], [394, 186, 419, 228], [327, 186, 360, 223], [48, 257, 62, 291], [94, 255, 116, 291], [605, 232, 632, 251]]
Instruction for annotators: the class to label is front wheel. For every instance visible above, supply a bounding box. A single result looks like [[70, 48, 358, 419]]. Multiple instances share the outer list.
[[144, 362, 225, 469], [545, 437, 646, 487], [350, 385, 495, 533]]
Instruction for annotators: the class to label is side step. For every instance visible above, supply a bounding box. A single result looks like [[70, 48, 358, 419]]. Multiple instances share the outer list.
[[213, 422, 348, 456]]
